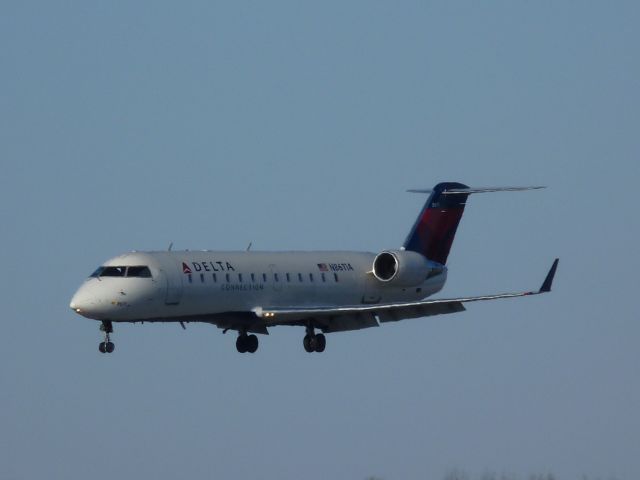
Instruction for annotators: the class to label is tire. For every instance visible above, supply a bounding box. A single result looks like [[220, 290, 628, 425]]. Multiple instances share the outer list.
[[315, 334, 326, 353], [236, 335, 247, 353], [106, 342, 115, 353], [247, 334, 259, 353], [303, 335, 314, 353], [99, 342, 107, 353]]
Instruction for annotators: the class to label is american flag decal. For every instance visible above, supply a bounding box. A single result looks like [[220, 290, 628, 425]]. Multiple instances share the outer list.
[[182, 262, 192, 274], [317, 263, 328, 272]]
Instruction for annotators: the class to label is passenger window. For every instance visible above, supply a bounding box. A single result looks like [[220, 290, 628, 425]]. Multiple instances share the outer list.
[[212, 273, 217, 282], [274, 273, 279, 282], [262, 273, 267, 282], [298, 273, 303, 282], [321, 273, 326, 282], [126, 266, 151, 278], [238, 273, 243, 282], [188, 274, 193, 284], [286, 273, 290, 282], [309, 273, 314, 282], [225, 273, 230, 282], [334, 273, 339, 282], [100, 266, 126, 277], [200, 273, 205, 283], [251, 273, 255, 282]]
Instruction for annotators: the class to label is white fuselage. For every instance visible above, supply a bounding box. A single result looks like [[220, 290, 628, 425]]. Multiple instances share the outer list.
[[70, 250, 447, 324]]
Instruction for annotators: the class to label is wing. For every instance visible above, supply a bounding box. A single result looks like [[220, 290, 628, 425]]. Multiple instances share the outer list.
[[255, 259, 559, 333]]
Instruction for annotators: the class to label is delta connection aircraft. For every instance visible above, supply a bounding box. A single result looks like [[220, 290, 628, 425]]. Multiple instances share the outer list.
[[70, 182, 559, 354]]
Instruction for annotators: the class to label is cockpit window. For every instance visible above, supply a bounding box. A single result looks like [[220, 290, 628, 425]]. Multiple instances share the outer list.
[[90, 267, 105, 277], [126, 266, 152, 278], [100, 266, 127, 277], [90, 265, 152, 278]]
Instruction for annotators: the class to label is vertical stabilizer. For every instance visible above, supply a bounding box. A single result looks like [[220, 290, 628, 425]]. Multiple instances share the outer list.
[[403, 182, 470, 265]]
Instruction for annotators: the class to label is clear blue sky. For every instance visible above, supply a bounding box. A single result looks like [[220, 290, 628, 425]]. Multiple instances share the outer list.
[[1, 2, 638, 479]]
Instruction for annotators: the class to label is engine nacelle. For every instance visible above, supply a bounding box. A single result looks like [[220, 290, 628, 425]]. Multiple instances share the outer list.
[[372, 250, 431, 287]]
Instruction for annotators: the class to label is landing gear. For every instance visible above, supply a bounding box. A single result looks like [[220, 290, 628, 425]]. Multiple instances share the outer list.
[[99, 321, 115, 354], [236, 333, 259, 353], [303, 326, 326, 353], [99, 341, 115, 353]]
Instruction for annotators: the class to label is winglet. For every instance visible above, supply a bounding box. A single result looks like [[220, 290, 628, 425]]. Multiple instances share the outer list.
[[539, 258, 559, 293]]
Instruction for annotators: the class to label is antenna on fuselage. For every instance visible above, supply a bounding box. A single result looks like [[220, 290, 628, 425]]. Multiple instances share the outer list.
[[168, 242, 173, 251], [246, 242, 252, 251]]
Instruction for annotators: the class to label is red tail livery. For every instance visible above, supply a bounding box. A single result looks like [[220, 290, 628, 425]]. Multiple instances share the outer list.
[[403, 182, 470, 265]]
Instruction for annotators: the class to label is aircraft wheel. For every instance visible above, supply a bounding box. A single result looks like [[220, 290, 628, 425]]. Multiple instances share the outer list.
[[303, 334, 314, 353], [247, 334, 259, 353], [236, 335, 248, 353], [99, 342, 107, 353], [106, 342, 115, 353], [314, 334, 326, 353]]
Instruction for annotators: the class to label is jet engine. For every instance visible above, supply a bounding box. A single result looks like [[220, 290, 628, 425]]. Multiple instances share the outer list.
[[372, 250, 431, 286]]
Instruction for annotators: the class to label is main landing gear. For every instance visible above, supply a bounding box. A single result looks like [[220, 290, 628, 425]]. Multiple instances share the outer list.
[[236, 332, 259, 353], [98, 321, 115, 354], [303, 326, 326, 353]]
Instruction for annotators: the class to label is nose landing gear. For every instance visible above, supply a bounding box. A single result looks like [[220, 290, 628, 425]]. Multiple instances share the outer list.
[[99, 321, 115, 354]]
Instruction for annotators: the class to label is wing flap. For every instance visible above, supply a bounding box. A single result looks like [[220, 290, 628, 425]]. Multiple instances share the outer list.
[[324, 313, 379, 332], [376, 301, 465, 323]]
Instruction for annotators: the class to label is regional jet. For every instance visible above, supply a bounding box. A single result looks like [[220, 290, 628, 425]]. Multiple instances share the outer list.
[[69, 182, 558, 354]]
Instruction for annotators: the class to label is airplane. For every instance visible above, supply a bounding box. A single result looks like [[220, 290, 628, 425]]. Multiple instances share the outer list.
[[69, 182, 559, 354]]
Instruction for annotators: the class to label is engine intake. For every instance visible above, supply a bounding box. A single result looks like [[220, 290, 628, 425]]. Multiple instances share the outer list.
[[372, 250, 431, 286]]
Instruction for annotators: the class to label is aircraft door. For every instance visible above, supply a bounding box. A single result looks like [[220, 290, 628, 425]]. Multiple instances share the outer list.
[[163, 259, 184, 305]]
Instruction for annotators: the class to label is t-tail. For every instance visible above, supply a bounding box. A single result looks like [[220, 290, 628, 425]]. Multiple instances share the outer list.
[[403, 182, 545, 265]]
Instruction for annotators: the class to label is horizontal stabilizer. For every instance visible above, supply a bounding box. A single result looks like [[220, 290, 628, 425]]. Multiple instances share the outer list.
[[407, 186, 545, 195]]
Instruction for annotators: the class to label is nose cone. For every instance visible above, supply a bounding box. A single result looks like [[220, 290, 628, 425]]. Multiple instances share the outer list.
[[70, 284, 103, 319]]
